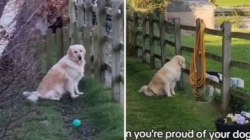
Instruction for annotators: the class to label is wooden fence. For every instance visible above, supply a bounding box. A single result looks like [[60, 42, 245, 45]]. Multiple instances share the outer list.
[[37, 0, 124, 102], [127, 12, 250, 111]]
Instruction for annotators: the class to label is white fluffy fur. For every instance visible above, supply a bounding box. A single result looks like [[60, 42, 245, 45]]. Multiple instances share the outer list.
[[22, 44, 86, 102], [138, 55, 186, 97], [206, 73, 220, 97], [206, 72, 244, 97]]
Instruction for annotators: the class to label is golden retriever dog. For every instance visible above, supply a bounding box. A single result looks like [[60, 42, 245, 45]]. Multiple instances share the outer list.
[[22, 44, 86, 102], [138, 55, 186, 97]]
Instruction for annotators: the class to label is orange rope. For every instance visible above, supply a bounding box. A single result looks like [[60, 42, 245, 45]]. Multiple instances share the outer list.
[[189, 19, 207, 98]]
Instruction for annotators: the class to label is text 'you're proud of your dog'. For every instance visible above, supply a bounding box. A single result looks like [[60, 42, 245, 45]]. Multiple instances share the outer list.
[[126, 129, 250, 140]]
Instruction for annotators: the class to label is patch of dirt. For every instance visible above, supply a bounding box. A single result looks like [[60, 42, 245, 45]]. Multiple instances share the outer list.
[[57, 95, 97, 140]]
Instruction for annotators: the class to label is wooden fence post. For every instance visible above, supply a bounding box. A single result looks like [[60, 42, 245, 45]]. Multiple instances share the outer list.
[[222, 22, 232, 112], [195, 19, 202, 100], [93, 26, 99, 79], [111, 1, 122, 102], [72, 24, 79, 44], [142, 14, 147, 63], [174, 18, 184, 90], [77, 0, 84, 33], [35, 41, 44, 74], [69, 0, 76, 44], [45, 29, 53, 72], [62, 27, 70, 55], [149, 13, 155, 69], [159, 13, 166, 66], [95, 0, 106, 83], [82, 0, 92, 77], [132, 12, 138, 58], [56, 28, 63, 61], [126, 16, 130, 55]]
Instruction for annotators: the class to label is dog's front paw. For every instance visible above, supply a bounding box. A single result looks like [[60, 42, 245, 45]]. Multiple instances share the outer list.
[[77, 92, 84, 95], [167, 94, 173, 97], [51, 97, 61, 101], [71, 95, 79, 98], [171, 92, 176, 95]]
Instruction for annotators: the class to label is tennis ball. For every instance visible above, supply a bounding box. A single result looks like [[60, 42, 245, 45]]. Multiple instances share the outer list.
[[72, 119, 81, 127]]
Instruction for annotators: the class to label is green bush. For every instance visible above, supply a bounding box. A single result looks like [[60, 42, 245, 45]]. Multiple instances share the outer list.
[[215, 11, 242, 28], [230, 86, 250, 113], [212, 86, 250, 113], [211, 0, 217, 6]]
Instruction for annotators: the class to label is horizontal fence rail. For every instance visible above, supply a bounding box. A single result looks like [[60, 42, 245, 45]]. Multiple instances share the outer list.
[[37, 0, 124, 103], [127, 12, 250, 111]]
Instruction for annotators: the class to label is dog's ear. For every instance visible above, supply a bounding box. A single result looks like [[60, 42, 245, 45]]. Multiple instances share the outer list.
[[176, 56, 184, 67], [174, 56, 182, 65], [178, 57, 183, 65], [81, 45, 86, 55], [67, 47, 73, 58]]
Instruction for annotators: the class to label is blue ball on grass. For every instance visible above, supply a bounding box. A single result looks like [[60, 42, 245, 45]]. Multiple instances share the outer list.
[[72, 119, 81, 128]]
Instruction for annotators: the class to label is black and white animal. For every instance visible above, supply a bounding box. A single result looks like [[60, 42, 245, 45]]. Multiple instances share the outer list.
[[206, 71, 244, 97]]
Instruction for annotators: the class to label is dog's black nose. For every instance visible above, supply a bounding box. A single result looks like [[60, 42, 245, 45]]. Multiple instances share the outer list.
[[78, 56, 82, 60]]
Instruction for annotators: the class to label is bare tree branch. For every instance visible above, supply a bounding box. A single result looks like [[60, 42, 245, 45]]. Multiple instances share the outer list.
[[0, 0, 69, 139]]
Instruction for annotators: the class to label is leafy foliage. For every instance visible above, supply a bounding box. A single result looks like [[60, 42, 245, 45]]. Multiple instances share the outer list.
[[210, 0, 217, 6], [230, 86, 250, 113], [126, 0, 173, 13], [37, 0, 69, 25], [212, 86, 250, 113], [215, 11, 242, 29]]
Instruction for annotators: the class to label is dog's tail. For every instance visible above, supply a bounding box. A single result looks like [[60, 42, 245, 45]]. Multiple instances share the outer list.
[[138, 85, 154, 96], [22, 91, 40, 102]]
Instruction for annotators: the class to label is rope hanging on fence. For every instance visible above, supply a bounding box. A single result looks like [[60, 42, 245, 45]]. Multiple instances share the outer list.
[[189, 19, 207, 98]]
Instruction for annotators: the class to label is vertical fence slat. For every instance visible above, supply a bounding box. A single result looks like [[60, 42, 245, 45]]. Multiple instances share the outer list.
[[149, 13, 155, 69], [52, 34, 56, 64], [126, 17, 130, 55], [142, 15, 147, 63], [35, 41, 44, 74], [56, 28, 63, 61], [82, 0, 92, 77], [95, 0, 106, 83], [72, 25, 79, 44], [222, 22, 232, 112], [46, 29, 53, 72], [174, 18, 184, 90], [93, 26, 99, 80], [62, 27, 70, 55], [159, 14, 166, 65], [111, 1, 121, 102], [77, 0, 84, 32], [69, 0, 76, 44], [133, 12, 138, 57]]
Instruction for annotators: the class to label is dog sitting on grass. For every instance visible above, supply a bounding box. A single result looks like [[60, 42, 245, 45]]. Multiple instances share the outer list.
[[138, 55, 186, 97], [23, 44, 86, 102]]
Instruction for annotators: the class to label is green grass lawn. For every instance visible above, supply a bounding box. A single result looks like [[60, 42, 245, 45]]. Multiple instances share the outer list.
[[18, 101, 69, 140], [80, 78, 124, 140], [151, 34, 250, 92], [128, 31, 250, 139], [126, 57, 223, 140], [216, 0, 250, 7], [16, 78, 124, 140]]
